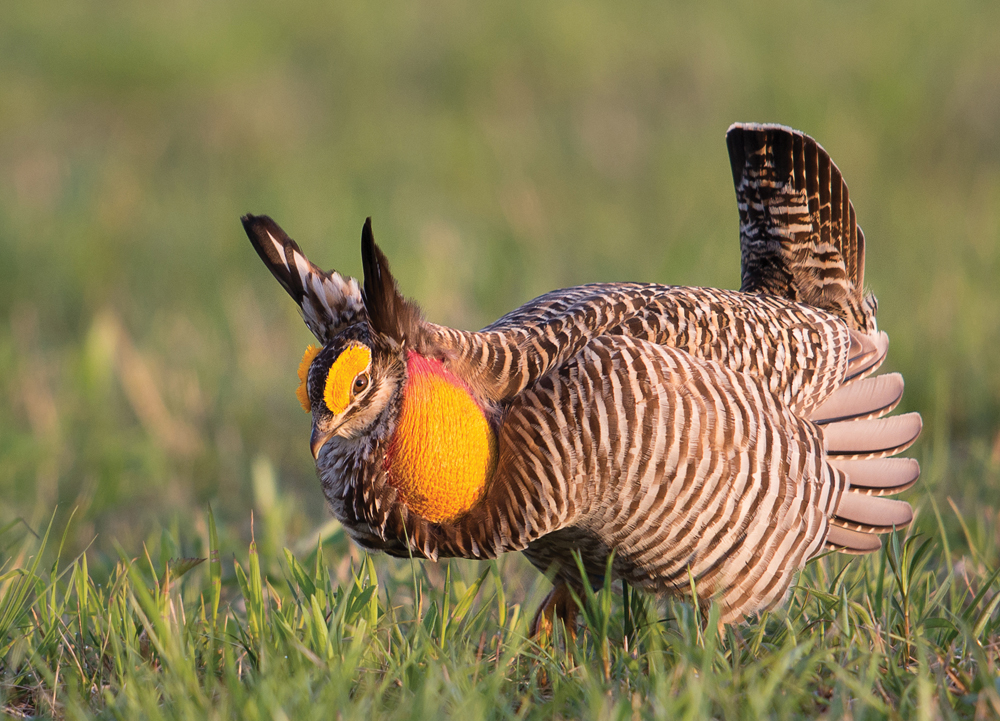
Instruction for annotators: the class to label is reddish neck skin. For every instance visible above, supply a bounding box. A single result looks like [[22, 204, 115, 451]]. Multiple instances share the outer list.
[[405, 351, 452, 381], [402, 351, 486, 410]]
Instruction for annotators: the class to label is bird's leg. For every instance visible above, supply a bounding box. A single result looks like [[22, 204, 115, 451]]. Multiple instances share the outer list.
[[530, 581, 579, 640]]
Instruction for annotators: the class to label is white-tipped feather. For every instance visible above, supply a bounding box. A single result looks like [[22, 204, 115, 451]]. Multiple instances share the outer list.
[[298, 270, 365, 343], [846, 331, 889, 380], [829, 457, 920, 495], [811, 373, 904, 424], [824, 412, 922, 458], [244, 216, 367, 343], [314, 277, 333, 317], [833, 492, 913, 532]]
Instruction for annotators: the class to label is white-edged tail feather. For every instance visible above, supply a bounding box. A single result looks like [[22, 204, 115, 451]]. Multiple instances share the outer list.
[[829, 457, 920, 496], [824, 413, 922, 458], [832, 492, 913, 534], [845, 330, 889, 381], [811, 373, 904, 424], [812, 327, 919, 555], [825, 525, 883, 554]]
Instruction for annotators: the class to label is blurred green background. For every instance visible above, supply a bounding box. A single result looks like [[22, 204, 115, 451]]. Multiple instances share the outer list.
[[1, 0, 998, 571]]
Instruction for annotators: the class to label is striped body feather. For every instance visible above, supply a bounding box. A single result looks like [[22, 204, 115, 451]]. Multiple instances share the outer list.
[[243, 123, 920, 623]]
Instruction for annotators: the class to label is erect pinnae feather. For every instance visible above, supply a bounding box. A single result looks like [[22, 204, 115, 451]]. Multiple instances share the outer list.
[[360, 217, 424, 346]]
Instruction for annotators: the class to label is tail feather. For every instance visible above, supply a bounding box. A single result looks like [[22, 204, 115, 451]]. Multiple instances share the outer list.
[[831, 493, 913, 534], [824, 413, 922, 458], [815, 331, 919, 553], [845, 330, 889, 381], [829, 458, 920, 496], [727, 123, 876, 332], [811, 372, 903, 424], [727, 124, 921, 559], [726, 123, 875, 332], [825, 525, 883, 554]]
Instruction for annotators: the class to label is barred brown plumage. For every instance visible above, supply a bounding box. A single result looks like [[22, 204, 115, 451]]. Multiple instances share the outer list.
[[243, 123, 920, 628]]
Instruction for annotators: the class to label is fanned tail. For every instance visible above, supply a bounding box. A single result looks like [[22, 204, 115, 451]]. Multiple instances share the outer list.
[[727, 123, 876, 333], [727, 123, 918, 555], [807, 346, 921, 554]]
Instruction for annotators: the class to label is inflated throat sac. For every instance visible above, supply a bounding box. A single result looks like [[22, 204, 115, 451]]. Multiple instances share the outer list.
[[385, 352, 497, 522]]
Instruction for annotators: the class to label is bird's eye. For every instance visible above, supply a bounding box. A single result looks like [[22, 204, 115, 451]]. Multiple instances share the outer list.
[[353, 373, 370, 394]]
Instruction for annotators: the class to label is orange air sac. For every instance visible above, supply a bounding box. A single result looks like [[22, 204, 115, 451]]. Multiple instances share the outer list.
[[385, 352, 496, 522]]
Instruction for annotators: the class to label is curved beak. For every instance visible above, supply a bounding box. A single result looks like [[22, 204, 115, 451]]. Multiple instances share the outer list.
[[311, 426, 336, 460]]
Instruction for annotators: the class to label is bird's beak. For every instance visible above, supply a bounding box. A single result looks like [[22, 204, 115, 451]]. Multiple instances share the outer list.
[[311, 426, 335, 460]]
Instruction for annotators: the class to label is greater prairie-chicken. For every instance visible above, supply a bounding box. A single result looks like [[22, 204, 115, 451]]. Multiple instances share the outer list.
[[243, 123, 920, 628]]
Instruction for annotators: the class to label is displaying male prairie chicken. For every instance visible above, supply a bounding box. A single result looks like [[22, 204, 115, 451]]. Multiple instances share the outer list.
[[243, 123, 920, 629]]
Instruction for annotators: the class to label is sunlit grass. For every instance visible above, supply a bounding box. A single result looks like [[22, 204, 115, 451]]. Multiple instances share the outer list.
[[3, 504, 1000, 719]]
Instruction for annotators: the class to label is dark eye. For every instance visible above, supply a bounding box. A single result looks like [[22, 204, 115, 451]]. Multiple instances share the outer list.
[[353, 373, 370, 394]]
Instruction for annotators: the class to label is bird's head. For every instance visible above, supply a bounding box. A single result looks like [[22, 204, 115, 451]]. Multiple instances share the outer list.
[[244, 214, 495, 523], [243, 213, 413, 458], [297, 325, 405, 459], [298, 215, 423, 459]]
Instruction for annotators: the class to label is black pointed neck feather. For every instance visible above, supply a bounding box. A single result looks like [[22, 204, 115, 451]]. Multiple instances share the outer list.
[[360, 217, 424, 346]]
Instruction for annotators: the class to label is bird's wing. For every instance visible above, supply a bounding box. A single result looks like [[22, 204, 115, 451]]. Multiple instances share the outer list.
[[242, 214, 365, 343], [422, 124, 882, 410]]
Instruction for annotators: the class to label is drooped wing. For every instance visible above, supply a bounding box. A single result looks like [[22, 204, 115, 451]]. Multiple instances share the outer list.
[[242, 214, 365, 343]]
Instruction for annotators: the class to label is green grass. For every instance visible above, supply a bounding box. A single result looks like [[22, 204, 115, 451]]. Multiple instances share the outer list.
[[4, 507, 1000, 719], [2, 0, 1000, 717]]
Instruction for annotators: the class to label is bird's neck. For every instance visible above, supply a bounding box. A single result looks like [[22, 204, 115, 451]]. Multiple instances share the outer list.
[[384, 351, 496, 522]]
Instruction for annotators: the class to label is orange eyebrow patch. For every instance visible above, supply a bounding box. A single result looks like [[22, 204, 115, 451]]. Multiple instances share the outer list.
[[296, 345, 322, 412], [323, 343, 372, 414]]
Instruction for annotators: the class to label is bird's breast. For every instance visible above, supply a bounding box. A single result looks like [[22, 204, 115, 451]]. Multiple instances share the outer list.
[[384, 352, 497, 522]]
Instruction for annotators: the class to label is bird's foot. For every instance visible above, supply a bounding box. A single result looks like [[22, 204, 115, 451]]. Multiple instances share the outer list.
[[530, 581, 579, 641]]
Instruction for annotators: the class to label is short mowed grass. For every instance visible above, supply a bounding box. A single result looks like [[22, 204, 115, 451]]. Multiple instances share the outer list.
[[3, 0, 1000, 718]]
